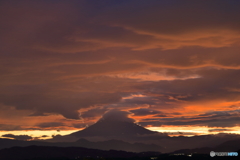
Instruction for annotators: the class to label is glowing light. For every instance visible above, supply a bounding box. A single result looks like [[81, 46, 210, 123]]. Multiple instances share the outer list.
[[147, 126, 240, 137], [0, 130, 79, 140]]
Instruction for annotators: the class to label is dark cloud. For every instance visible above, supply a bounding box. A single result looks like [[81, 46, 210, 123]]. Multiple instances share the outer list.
[[104, 93, 180, 112], [138, 110, 240, 127], [81, 107, 108, 119], [0, 0, 240, 133], [135, 68, 240, 102], [138, 121, 162, 127], [99, 0, 240, 32], [72, 123, 87, 129], [199, 110, 240, 117], [153, 114, 168, 118], [0, 124, 23, 131], [100, 109, 135, 123], [1, 134, 32, 141], [1, 0, 240, 55], [28, 111, 47, 117], [41, 135, 49, 138], [0, 86, 122, 119], [208, 129, 233, 132], [130, 108, 162, 116], [36, 122, 65, 128], [163, 117, 240, 127]]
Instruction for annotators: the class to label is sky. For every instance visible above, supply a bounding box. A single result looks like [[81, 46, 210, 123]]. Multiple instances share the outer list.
[[1, 0, 240, 140]]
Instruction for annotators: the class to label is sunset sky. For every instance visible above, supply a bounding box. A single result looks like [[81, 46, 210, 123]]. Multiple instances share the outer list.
[[1, 0, 240, 139]]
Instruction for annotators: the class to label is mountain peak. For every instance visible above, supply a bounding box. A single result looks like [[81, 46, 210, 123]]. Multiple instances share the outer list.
[[71, 110, 156, 137]]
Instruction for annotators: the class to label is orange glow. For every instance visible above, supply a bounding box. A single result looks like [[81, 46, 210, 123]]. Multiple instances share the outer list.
[[147, 125, 240, 137], [108, 71, 201, 82], [0, 130, 79, 140]]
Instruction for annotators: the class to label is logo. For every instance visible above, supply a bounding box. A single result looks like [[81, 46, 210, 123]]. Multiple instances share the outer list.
[[210, 151, 215, 157], [210, 151, 238, 157]]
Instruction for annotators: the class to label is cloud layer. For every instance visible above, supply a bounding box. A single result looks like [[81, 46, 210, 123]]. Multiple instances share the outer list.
[[0, 0, 240, 135]]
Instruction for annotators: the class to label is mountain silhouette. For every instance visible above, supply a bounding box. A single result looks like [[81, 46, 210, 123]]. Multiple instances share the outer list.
[[48, 110, 159, 143], [49, 110, 161, 144], [0, 137, 162, 153], [70, 118, 157, 138], [74, 138, 162, 152], [0, 110, 164, 153], [0, 145, 145, 160], [170, 138, 240, 155]]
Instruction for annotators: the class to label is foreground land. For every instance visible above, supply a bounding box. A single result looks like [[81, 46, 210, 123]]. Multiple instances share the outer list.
[[0, 145, 239, 160]]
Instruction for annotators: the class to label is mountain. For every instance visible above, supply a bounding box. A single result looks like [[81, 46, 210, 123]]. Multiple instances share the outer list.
[[0, 138, 49, 150], [0, 145, 146, 160], [70, 118, 157, 138], [48, 113, 160, 143], [0, 138, 162, 152], [214, 138, 240, 152], [47, 113, 240, 153], [4, 110, 240, 154], [170, 138, 240, 155], [74, 138, 162, 152], [0, 114, 163, 153]]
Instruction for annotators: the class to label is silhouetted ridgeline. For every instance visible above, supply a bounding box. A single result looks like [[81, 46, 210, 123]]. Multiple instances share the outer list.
[[0, 145, 239, 160], [0, 145, 161, 160], [170, 139, 240, 155], [0, 138, 162, 152]]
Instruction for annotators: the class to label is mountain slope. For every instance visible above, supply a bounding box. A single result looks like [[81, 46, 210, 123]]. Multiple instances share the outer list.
[[49, 110, 161, 143], [215, 138, 240, 151], [170, 138, 240, 154], [74, 138, 162, 152], [0, 138, 162, 152], [70, 119, 156, 138]]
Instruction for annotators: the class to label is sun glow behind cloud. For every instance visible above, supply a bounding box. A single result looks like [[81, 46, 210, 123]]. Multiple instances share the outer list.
[[0, 130, 77, 140], [147, 126, 240, 137], [108, 71, 201, 82], [1, 125, 240, 140]]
